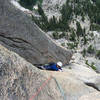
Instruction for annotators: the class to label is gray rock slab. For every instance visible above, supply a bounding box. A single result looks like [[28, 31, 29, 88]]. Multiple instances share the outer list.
[[0, 0, 72, 65]]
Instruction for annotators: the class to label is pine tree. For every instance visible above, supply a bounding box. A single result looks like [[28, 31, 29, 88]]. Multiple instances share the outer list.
[[49, 16, 57, 30], [76, 22, 83, 37], [38, 4, 48, 30], [96, 0, 100, 9], [19, 0, 37, 10]]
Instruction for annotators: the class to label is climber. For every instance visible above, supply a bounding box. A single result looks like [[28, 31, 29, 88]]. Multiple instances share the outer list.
[[38, 61, 63, 71]]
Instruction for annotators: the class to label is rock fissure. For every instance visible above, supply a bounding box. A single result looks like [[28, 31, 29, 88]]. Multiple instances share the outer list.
[[0, 33, 31, 44], [85, 83, 100, 92], [0, 33, 47, 56]]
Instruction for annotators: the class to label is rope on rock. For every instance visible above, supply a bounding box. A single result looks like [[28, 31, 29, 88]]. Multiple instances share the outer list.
[[53, 77, 66, 100], [29, 75, 52, 100], [29, 75, 66, 100]]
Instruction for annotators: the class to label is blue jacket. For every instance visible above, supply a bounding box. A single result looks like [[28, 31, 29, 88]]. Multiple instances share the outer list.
[[44, 63, 62, 71]]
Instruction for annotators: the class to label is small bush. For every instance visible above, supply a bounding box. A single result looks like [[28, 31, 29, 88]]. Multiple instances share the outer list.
[[87, 45, 95, 54], [85, 60, 90, 66], [83, 35, 88, 45], [85, 60, 97, 71], [67, 42, 77, 49], [67, 43, 74, 49], [82, 48, 86, 57], [90, 32, 94, 37], [96, 50, 100, 59], [82, 15, 85, 22], [59, 32, 66, 38], [74, 42, 78, 48], [61, 43, 65, 47], [76, 22, 83, 37], [91, 62, 97, 71], [52, 31, 59, 39], [90, 24, 100, 31], [69, 31, 76, 41]]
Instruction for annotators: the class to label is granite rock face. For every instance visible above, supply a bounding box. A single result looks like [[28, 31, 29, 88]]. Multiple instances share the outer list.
[[64, 63, 100, 91], [42, 0, 66, 19], [0, 0, 72, 65], [79, 92, 100, 100], [0, 44, 100, 100], [0, 44, 63, 100]]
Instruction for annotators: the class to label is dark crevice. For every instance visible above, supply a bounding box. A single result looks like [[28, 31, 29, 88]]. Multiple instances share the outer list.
[[0, 39, 27, 50], [0, 32, 46, 56], [9, 44, 27, 50], [0, 33, 32, 45], [85, 83, 100, 91]]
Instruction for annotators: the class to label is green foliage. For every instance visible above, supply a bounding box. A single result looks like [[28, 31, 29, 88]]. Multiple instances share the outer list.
[[48, 16, 58, 31], [90, 32, 94, 37], [59, 32, 66, 38], [95, 0, 100, 9], [38, 5, 49, 30], [90, 0, 100, 24], [19, 0, 36, 10], [38, 4, 44, 15], [32, 5, 49, 31], [32, 0, 100, 34], [87, 45, 95, 54], [91, 62, 97, 70], [96, 50, 100, 59], [90, 24, 100, 31], [82, 15, 85, 22], [19, 0, 43, 10], [83, 35, 88, 45], [72, 0, 100, 24], [76, 22, 83, 37], [32, 0, 73, 32], [85, 60, 97, 71], [61, 43, 65, 47], [67, 43, 75, 49], [85, 60, 90, 66], [52, 31, 59, 39], [37, 0, 43, 5], [60, 1, 72, 22], [67, 42, 78, 49], [69, 31, 76, 41], [81, 28, 88, 45], [52, 31, 66, 39], [59, 1, 72, 31], [69, 67, 72, 69], [86, 1, 100, 24], [82, 48, 86, 57]]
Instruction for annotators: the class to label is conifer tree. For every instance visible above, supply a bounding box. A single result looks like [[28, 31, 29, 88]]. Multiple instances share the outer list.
[[19, 0, 37, 10], [76, 22, 83, 37]]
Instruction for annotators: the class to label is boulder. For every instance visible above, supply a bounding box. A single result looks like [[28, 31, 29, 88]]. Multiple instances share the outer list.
[[64, 63, 100, 91], [0, 0, 72, 65]]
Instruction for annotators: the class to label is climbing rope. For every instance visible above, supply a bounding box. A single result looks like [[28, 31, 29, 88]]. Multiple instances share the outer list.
[[53, 77, 66, 100], [29, 75, 52, 100], [29, 67, 66, 100]]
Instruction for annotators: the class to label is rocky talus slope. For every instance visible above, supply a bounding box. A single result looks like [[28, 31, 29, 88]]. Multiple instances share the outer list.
[[42, 0, 66, 19], [0, 0, 72, 65], [0, 44, 100, 100]]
